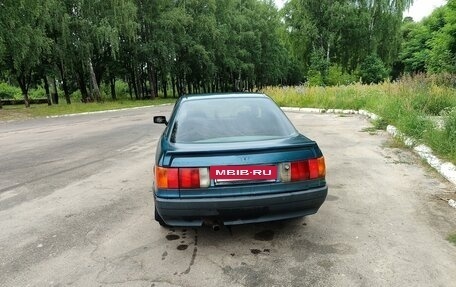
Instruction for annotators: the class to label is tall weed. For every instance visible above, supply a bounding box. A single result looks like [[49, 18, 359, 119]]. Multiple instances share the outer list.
[[265, 75, 456, 163], [444, 108, 456, 146]]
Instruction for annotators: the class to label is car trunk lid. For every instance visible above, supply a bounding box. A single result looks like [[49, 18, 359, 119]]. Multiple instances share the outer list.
[[161, 135, 321, 167]]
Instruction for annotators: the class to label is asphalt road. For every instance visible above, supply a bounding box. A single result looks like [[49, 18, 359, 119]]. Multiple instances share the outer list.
[[1, 105, 456, 287]]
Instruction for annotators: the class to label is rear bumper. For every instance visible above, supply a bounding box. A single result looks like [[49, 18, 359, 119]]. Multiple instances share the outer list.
[[154, 186, 327, 226]]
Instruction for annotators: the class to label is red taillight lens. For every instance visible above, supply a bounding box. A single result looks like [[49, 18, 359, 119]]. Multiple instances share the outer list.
[[155, 166, 209, 189], [291, 160, 309, 181], [167, 168, 179, 188], [285, 156, 326, 182], [179, 168, 200, 188], [308, 159, 319, 179]]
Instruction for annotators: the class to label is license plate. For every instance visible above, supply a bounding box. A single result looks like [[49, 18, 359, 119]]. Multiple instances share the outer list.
[[210, 165, 277, 181]]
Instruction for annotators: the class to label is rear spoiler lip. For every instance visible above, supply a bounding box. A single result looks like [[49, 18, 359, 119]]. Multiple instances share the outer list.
[[164, 133, 316, 154], [164, 141, 317, 156]]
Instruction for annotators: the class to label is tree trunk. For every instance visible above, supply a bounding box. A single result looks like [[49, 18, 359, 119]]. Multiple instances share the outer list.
[[17, 73, 31, 108], [127, 76, 133, 100], [19, 86, 30, 108], [215, 76, 220, 92], [187, 79, 192, 94], [89, 59, 101, 102], [52, 77, 59, 104], [137, 71, 144, 99], [62, 80, 71, 104], [110, 76, 116, 100], [326, 42, 330, 63], [155, 71, 159, 97], [94, 63, 105, 88], [76, 64, 90, 102], [171, 75, 176, 98], [143, 81, 148, 99], [44, 76, 52, 106], [58, 61, 71, 104], [177, 78, 181, 97], [147, 64, 156, 99], [162, 78, 167, 98], [130, 69, 139, 100], [178, 77, 186, 97]]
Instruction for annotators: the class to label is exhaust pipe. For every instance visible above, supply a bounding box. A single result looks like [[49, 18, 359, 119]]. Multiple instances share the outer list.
[[212, 224, 221, 231], [203, 217, 223, 231]]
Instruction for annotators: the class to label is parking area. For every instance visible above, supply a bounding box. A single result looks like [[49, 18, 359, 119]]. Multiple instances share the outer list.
[[1, 106, 455, 286]]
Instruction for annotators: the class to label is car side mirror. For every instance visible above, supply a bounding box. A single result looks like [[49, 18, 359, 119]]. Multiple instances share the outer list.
[[153, 116, 168, 125]]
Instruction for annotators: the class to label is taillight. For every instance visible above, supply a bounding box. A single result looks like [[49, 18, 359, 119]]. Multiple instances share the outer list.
[[291, 160, 309, 181], [317, 157, 326, 177], [155, 166, 210, 189], [280, 156, 326, 182], [308, 159, 319, 179], [179, 168, 200, 188], [155, 166, 178, 189]]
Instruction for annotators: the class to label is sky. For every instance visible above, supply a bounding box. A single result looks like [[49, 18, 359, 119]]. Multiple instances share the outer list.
[[274, 0, 447, 22], [404, 0, 447, 21]]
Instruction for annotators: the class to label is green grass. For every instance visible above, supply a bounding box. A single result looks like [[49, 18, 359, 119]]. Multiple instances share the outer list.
[[382, 137, 408, 149], [265, 74, 456, 164], [361, 126, 378, 134], [372, 118, 389, 130], [448, 233, 456, 246], [0, 98, 176, 121]]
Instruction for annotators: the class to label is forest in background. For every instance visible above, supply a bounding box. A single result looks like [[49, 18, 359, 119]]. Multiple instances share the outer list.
[[0, 0, 455, 108]]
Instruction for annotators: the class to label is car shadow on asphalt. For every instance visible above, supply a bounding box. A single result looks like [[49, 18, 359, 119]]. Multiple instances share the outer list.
[[161, 217, 308, 252]]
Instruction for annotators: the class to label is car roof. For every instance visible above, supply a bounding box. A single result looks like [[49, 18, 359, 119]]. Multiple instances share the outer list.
[[179, 93, 268, 101]]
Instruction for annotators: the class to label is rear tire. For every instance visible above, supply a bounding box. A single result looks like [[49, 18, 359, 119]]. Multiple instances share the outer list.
[[155, 207, 169, 227]]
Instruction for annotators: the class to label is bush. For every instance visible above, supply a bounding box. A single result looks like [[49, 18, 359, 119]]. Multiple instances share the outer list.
[[115, 80, 130, 99], [307, 72, 324, 86], [307, 49, 329, 86], [360, 54, 389, 84], [70, 90, 82, 102], [0, 82, 22, 99], [29, 87, 47, 99], [327, 65, 358, 86], [101, 80, 130, 100]]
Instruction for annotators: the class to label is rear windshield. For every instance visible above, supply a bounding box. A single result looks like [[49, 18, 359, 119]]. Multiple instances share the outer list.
[[169, 97, 297, 143]]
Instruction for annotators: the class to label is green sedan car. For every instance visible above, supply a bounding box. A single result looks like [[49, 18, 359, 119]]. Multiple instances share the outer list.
[[153, 93, 327, 229]]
